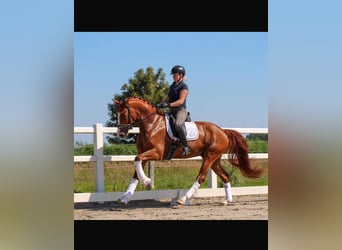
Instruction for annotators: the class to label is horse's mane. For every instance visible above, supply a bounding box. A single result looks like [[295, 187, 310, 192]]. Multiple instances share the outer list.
[[125, 96, 165, 115]]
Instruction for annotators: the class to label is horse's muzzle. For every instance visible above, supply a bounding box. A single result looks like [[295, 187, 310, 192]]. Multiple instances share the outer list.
[[117, 124, 131, 138]]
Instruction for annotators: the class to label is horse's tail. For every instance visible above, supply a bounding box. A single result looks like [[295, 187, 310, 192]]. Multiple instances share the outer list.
[[223, 129, 264, 178]]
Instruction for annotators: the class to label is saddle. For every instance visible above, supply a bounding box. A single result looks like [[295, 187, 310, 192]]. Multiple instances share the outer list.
[[165, 112, 199, 141]]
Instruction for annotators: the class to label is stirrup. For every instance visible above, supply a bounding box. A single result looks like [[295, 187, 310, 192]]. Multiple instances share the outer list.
[[165, 144, 177, 160], [182, 146, 190, 156]]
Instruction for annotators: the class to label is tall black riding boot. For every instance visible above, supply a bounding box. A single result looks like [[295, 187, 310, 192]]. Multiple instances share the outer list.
[[177, 124, 190, 156]]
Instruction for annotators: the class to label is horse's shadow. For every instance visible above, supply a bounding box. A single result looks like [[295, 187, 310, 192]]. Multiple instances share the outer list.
[[74, 199, 176, 211], [74, 196, 267, 212]]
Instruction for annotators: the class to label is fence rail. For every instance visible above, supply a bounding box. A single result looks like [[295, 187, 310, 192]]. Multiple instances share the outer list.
[[74, 123, 268, 203]]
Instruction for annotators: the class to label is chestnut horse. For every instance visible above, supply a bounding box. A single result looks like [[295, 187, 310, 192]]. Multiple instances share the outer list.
[[113, 97, 264, 205]]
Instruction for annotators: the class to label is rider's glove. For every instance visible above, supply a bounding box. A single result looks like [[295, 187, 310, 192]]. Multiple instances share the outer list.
[[157, 102, 170, 108]]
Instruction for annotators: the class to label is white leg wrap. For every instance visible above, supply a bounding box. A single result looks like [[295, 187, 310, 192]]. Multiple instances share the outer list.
[[118, 178, 139, 205], [134, 161, 151, 186], [123, 178, 139, 199], [224, 182, 233, 202], [185, 180, 200, 199]]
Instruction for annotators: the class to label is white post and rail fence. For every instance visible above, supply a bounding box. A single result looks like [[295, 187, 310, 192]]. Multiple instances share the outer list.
[[74, 123, 268, 203]]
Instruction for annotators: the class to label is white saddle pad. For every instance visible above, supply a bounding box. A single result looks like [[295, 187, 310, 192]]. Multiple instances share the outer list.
[[165, 113, 199, 141]]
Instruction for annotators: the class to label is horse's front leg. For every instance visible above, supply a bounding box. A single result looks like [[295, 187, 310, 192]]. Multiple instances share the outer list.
[[133, 158, 152, 187], [117, 160, 149, 205], [117, 149, 161, 205], [133, 148, 163, 186], [117, 178, 139, 205]]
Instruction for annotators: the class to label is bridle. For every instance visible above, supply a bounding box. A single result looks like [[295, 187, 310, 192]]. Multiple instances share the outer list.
[[117, 104, 157, 131], [117, 105, 133, 131]]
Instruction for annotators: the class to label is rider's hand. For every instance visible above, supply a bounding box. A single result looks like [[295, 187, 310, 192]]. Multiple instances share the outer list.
[[157, 102, 170, 108]]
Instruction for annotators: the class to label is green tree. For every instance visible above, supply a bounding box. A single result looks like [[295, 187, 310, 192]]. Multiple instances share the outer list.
[[246, 133, 268, 141], [106, 66, 170, 143]]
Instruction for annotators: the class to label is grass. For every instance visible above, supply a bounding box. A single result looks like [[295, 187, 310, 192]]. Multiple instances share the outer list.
[[74, 159, 268, 193]]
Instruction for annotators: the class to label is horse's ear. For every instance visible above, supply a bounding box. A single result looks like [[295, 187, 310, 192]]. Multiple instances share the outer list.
[[113, 99, 120, 106]]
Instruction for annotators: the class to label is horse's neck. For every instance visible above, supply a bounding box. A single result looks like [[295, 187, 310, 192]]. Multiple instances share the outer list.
[[129, 100, 164, 131], [138, 112, 164, 132], [132, 105, 153, 119]]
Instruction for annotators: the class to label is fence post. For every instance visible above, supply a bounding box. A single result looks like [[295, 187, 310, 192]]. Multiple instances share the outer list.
[[208, 170, 217, 188], [148, 161, 155, 189], [94, 123, 104, 193]]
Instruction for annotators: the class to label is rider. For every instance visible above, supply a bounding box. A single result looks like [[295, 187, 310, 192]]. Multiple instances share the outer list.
[[158, 65, 190, 159]]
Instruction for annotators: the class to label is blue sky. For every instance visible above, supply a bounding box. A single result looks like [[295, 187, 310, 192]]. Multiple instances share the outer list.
[[74, 32, 268, 143]]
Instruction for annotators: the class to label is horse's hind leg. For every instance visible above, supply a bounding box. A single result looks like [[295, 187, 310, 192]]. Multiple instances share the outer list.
[[176, 179, 201, 205], [176, 155, 221, 205], [212, 162, 233, 205]]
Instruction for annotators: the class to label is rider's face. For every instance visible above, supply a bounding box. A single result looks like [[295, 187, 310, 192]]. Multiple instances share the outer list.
[[172, 73, 182, 82]]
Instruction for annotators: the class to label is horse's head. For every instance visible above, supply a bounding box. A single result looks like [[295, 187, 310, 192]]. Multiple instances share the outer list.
[[113, 99, 133, 138], [114, 97, 159, 138]]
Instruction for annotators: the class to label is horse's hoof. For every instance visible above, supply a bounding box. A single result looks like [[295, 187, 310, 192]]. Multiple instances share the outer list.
[[176, 196, 189, 205], [143, 178, 152, 187], [117, 197, 128, 205], [221, 200, 233, 206], [176, 199, 184, 205]]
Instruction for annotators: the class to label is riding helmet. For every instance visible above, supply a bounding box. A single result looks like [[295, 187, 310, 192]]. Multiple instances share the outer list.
[[171, 65, 186, 75]]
